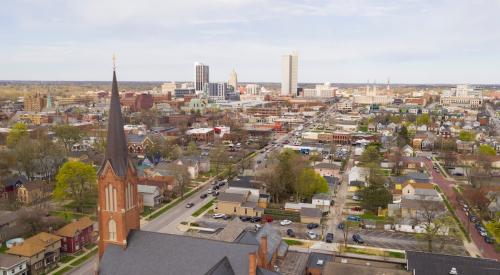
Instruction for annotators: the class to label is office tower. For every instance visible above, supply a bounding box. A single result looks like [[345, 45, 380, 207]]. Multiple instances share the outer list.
[[228, 69, 238, 89], [205, 82, 227, 101], [246, 84, 260, 95], [281, 52, 298, 96], [24, 92, 47, 112], [194, 62, 209, 92]]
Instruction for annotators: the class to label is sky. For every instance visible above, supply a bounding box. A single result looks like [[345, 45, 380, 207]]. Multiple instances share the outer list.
[[1, 0, 500, 84]]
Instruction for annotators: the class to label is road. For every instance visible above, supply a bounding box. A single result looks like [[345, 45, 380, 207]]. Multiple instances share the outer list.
[[425, 159, 500, 260]]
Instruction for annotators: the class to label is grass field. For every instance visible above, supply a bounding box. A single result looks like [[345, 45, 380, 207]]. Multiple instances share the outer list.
[[191, 198, 216, 217], [283, 239, 304, 246]]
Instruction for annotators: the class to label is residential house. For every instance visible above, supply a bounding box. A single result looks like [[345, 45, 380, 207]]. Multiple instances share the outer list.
[[138, 185, 163, 207], [401, 157, 426, 171], [215, 192, 264, 217], [456, 140, 475, 154], [312, 193, 332, 213], [138, 176, 176, 198], [226, 176, 269, 208], [401, 181, 436, 198], [16, 181, 52, 204], [348, 166, 368, 190], [0, 254, 28, 275], [391, 172, 431, 185], [402, 145, 414, 157], [300, 207, 322, 224], [175, 157, 200, 179], [313, 162, 339, 177], [0, 175, 27, 202], [55, 217, 94, 254], [487, 194, 500, 220], [7, 232, 62, 275]]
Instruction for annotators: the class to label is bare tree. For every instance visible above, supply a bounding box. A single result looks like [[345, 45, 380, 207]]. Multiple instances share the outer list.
[[413, 200, 459, 252], [172, 165, 191, 199]]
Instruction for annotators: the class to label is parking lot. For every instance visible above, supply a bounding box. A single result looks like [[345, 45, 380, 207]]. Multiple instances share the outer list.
[[347, 229, 468, 256]]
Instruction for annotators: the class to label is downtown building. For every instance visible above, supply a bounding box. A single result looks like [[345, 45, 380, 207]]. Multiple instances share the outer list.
[[281, 52, 298, 96], [205, 82, 228, 102], [440, 84, 483, 109], [302, 82, 337, 98], [194, 62, 209, 93]]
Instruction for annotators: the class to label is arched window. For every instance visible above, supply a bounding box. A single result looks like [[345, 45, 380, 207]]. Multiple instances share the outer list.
[[108, 219, 117, 241], [105, 185, 110, 211], [113, 188, 117, 211]]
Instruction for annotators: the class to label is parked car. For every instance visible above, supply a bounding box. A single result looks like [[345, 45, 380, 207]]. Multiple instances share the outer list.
[[484, 236, 495, 244], [307, 223, 319, 229], [223, 215, 231, 220], [280, 220, 292, 226], [469, 216, 477, 223], [264, 216, 274, 223], [286, 229, 295, 237], [352, 234, 364, 244], [352, 195, 362, 201], [213, 191, 219, 197], [200, 193, 208, 199], [213, 213, 226, 219], [185, 202, 195, 208], [479, 230, 488, 237], [351, 206, 363, 212], [240, 216, 251, 222], [307, 231, 318, 240], [325, 233, 334, 243], [254, 224, 262, 230], [250, 217, 262, 223], [207, 189, 213, 194], [218, 181, 226, 187], [337, 223, 345, 230], [347, 215, 361, 222]]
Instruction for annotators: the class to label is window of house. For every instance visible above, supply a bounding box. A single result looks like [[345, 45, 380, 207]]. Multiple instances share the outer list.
[[233, 207, 236, 213]]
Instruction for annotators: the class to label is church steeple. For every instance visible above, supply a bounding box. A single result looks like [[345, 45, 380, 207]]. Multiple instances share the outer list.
[[98, 59, 140, 259]]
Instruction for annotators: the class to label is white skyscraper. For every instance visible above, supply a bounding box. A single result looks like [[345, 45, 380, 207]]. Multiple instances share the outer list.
[[281, 52, 298, 96], [194, 62, 209, 92], [228, 69, 238, 90]]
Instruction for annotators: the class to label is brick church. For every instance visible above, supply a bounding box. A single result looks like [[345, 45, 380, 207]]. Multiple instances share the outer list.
[[96, 67, 282, 275]]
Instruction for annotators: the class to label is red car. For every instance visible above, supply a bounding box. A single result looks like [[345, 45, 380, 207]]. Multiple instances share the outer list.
[[264, 216, 274, 223], [351, 206, 363, 212]]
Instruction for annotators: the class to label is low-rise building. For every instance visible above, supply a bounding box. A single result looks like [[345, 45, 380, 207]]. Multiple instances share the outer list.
[[7, 232, 62, 275], [138, 185, 163, 207], [0, 253, 28, 275], [55, 217, 94, 254], [215, 191, 264, 217], [16, 181, 52, 204]]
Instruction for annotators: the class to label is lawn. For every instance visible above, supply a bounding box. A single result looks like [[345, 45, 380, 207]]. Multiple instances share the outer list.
[[52, 266, 73, 275], [283, 239, 304, 246], [60, 254, 76, 263], [342, 246, 405, 259], [70, 249, 98, 267], [360, 212, 387, 221], [141, 206, 155, 217], [191, 198, 216, 217]]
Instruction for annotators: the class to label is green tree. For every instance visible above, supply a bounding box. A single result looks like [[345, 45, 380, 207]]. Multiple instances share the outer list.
[[458, 131, 475, 142], [360, 172, 392, 213], [54, 161, 97, 212], [186, 141, 200, 156], [296, 168, 328, 201], [360, 145, 381, 165], [397, 125, 410, 148], [479, 144, 496, 156], [53, 124, 82, 153], [7, 123, 28, 148], [416, 114, 430, 126]]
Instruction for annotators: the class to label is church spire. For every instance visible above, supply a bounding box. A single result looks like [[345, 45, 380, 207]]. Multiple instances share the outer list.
[[98, 57, 129, 177]]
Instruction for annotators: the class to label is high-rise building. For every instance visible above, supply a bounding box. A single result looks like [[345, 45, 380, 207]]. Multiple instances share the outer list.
[[281, 52, 298, 96], [194, 62, 209, 92], [98, 67, 140, 259], [205, 82, 227, 101], [161, 82, 177, 95], [24, 92, 47, 112], [246, 84, 260, 95], [228, 69, 238, 89]]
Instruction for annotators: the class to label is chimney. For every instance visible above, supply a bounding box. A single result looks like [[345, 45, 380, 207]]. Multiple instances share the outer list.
[[248, 252, 257, 275], [258, 236, 268, 268]]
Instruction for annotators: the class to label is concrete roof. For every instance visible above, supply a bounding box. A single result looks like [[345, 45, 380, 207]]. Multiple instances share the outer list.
[[300, 207, 322, 218]]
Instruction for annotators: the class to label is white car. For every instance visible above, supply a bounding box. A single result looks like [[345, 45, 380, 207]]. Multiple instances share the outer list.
[[213, 213, 226, 219], [280, 220, 292, 226], [307, 231, 318, 239]]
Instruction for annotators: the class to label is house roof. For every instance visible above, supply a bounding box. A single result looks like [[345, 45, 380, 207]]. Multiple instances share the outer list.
[[406, 250, 500, 275], [306, 252, 333, 269], [137, 185, 159, 194], [7, 232, 62, 257], [0, 254, 27, 269], [228, 176, 261, 190], [97, 69, 131, 178], [300, 207, 322, 218], [404, 181, 434, 190], [55, 217, 94, 238], [218, 192, 247, 203], [234, 224, 286, 262], [400, 198, 445, 212], [312, 193, 330, 201], [99, 230, 268, 275], [19, 181, 50, 191]]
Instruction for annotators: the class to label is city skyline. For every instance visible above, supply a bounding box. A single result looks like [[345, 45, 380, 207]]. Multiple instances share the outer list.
[[1, 1, 500, 84]]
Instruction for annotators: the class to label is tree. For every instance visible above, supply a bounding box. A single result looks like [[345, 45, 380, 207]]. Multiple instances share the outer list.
[[53, 124, 82, 152], [54, 161, 97, 212], [7, 123, 28, 148], [397, 125, 410, 148], [390, 147, 403, 176], [416, 114, 430, 126], [479, 144, 496, 156], [186, 141, 200, 156], [210, 145, 228, 177], [13, 136, 38, 179], [172, 165, 191, 199], [309, 154, 323, 166], [257, 167, 285, 204], [413, 202, 459, 253], [360, 145, 381, 165], [458, 131, 475, 142], [296, 168, 328, 201], [360, 182, 392, 212]]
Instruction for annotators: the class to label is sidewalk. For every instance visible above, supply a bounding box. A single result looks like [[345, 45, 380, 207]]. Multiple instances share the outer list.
[[49, 246, 98, 275]]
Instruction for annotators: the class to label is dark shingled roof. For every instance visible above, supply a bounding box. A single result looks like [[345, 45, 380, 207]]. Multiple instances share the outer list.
[[306, 252, 333, 269], [100, 230, 260, 275], [406, 250, 500, 275], [98, 70, 131, 177]]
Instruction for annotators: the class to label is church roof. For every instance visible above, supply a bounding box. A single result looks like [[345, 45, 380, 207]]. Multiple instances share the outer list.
[[98, 70, 131, 177], [99, 230, 277, 275]]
